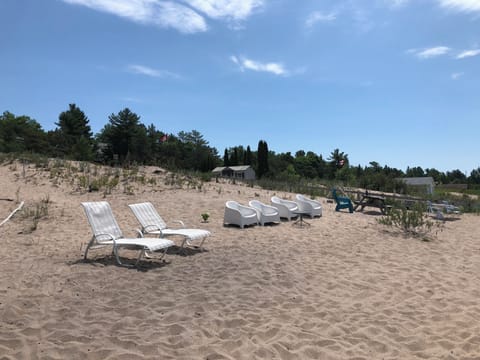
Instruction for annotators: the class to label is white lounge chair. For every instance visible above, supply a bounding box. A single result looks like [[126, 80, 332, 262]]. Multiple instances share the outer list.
[[128, 202, 211, 252], [441, 200, 461, 214], [224, 201, 258, 228], [427, 200, 461, 220], [295, 194, 322, 218], [271, 196, 299, 221], [249, 200, 281, 226], [81, 201, 174, 267]]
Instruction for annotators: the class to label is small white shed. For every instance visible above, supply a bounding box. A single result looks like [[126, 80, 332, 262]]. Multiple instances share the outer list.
[[398, 177, 435, 195], [212, 166, 256, 181]]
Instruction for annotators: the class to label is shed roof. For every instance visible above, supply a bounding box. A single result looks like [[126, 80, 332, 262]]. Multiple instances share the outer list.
[[212, 166, 252, 172], [229, 166, 252, 171]]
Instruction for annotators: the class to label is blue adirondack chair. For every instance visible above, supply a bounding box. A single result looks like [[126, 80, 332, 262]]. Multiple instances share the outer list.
[[332, 188, 354, 213]]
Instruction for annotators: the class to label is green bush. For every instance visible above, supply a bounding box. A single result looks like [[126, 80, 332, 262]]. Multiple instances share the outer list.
[[21, 195, 50, 233], [378, 203, 444, 240]]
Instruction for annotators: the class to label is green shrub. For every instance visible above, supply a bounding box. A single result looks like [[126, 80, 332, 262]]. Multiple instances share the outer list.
[[21, 195, 50, 233], [199, 172, 213, 182], [378, 203, 444, 240], [201, 213, 210, 222]]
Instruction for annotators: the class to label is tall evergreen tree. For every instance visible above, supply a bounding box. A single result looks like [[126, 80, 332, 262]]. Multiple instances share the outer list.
[[177, 130, 219, 171], [257, 140, 269, 178], [55, 104, 93, 160], [223, 148, 230, 166], [0, 111, 48, 154], [245, 145, 252, 165], [230, 147, 239, 166], [97, 108, 147, 164]]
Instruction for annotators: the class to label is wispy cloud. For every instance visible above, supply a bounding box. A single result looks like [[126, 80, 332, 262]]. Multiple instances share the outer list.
[[127, 64, 181, 79], [305, 11, 337, 28], [230, 55, 288, 76], [456, 49, 480, 59], [182, 0, 264, 20], [408, 46, 451, 59], [62, 0, 263, 33], [62, 0, 207, 33], [451, 72, 464, 80], [437, 0, 480, 13]]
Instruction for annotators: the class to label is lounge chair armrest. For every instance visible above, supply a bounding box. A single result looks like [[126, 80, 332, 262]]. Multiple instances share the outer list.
[[172, 220, 186, 228], [143, 224, 164, 236], [94, 232, 116, 244]]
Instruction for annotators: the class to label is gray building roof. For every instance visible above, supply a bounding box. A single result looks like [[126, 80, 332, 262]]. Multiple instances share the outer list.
[[212, 166, 253, 172]]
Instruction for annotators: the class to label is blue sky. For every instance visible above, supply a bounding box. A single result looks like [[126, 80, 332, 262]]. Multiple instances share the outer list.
[[1, 0, 479, 173]]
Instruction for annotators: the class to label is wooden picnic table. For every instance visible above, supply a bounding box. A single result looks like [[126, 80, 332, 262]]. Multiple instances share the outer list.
[[354, 192, 391, 214]]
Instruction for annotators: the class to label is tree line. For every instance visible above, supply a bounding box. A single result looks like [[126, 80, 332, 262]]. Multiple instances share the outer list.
[[1, 104, 479, 193]]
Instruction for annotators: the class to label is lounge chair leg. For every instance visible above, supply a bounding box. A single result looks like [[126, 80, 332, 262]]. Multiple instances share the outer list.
[[113, 246, 122, 266], [113, 246, 134, 268], [197, 237, 206, 252], [134, 248, 145, 267], [177, 238, 187, 255], [160, 247, 169, 261], [84, 238, 93, 260]]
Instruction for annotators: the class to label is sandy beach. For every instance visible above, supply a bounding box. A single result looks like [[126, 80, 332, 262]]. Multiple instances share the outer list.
[[1, 161, 480, 359]]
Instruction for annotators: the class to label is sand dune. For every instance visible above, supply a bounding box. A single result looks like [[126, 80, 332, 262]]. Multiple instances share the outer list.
[[1, 161, 480, 359]]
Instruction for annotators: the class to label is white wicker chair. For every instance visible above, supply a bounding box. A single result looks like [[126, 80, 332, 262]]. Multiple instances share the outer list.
[[224, 201, 258, 228], [248, 200, 281, 226], [270, 196, 299, 221], [295, 194, 322, 218]]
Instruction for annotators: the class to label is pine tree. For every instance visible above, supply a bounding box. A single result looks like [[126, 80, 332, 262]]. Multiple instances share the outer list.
[[97, 108, 147, 164], [55, 104, 93, 160], [245, 145, 252, 165], [257, 140, 269, 178], [223, 148, 230, 166]]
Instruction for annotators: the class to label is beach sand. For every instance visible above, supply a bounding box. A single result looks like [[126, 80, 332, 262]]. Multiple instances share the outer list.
[[1, 161, 480, 359]]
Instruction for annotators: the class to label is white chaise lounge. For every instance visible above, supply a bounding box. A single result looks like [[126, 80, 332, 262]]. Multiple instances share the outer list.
[[128, 202, 211, 252], [81, 201, 174, 267]]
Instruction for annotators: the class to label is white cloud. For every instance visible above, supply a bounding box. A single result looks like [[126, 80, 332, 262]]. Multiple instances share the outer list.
[[437, 0, 480, 13], [408, 46, 451, 59], [305, 11, 337, 28], [456, 49, 480, 58], [127, 64, 181, 78], [230, 55, 288, 76], [182, 0, 264, 20], [451, 72, 464, 79], [62, 0, 263, 32], [62, 0, 207, 33]]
